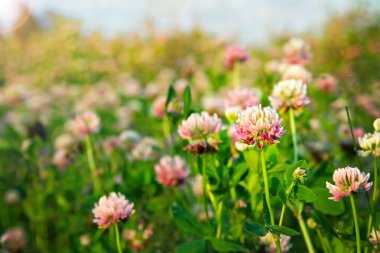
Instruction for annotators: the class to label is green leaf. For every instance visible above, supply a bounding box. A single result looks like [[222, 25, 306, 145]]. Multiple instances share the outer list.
[[207, 238, 247, 252], [284, 160, 307, 187], [312, 188, 345, 216], [269, 177, 281, 196], [172, 204, 203, 235], [292, 185, 316, 203], [243, 222, 268, 236], [165, 85, 176, 108], [266, 225, 300, 236], [230, 163, 248, 187], [176, 239, 207, 253], [183, 84, 192, 116], [262, 193, 271, 225]]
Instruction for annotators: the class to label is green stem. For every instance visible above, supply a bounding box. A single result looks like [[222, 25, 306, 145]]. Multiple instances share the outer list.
[[201, 156, 210, 221], [367, 157, 378, 240], [85, 135, 100, 194], [114, 223, 122, 253], [233, 63, 240, 88], [350, 195, 361, 253], [316, 228, 330, 253], [261, 150, 282, 253], [298, 214, 316, 253], [216, 201, 223, 239], [289, 108, 298, 162], [279, 181, 296, 226]]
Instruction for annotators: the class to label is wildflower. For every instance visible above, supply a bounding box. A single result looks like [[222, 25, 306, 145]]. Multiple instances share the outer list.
[[374, 118, 380, 132], [269, 79, 310, 113], [281, 65, 312, 84], [225, 87, 260, 111], [202, 96, 225, 116], [80, 234, 91, 246], [192, 175, 203, 197], [225, 107, 241, 123], [293, 168, 307, 183], [124, 222, 153, 252], [54, 134, 76, 151], [369, 225, 380, 249], [358, 132, 380, 157], [316, 74, 337, 93], [103, 136, 123, 154], [155, 156, 189, 187], [131, 137, 160, 161], [119, 130, 141, 149], [178, 112, 222, 154], [72, 111, 100, 136], [223, 45, 249, 70], [53, 150, 72, 171], [92, 192, 135, 229], [0, 227, 27, 252], [326, 167, 372, 201], [283, 38, 311, 65], [232, 105, 285, 150], [4, 189, 20, 205], [260, 233, 292, 253], [152, 96, 166, 118]]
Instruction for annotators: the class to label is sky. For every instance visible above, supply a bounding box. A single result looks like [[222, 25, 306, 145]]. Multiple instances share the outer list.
[[0, 0, 379, 43]]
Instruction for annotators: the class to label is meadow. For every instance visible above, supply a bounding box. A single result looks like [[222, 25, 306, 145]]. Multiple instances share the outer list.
[[0, 9, 380, 253]]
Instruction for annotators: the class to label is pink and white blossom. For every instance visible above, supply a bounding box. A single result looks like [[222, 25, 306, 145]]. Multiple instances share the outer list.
[[283, 38, 311, 66], [232, 105, 285, 150], [72, 111, 100, 136], [326, 167, 372, 201], [269, 79, 310, 113], [223, 45, 249, 70], [155, 156, 189, 187], [92, 192, 135, 229]]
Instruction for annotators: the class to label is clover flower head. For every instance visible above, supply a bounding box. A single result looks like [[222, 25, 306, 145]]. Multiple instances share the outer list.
[[131, 137, 160, 161], [374, 118, 380, 132], [0, 227, 27, 252], [73, 111, 100, 136], [269, 79, 310, 113], [260, 233, 292, 253], [232, 105, 286, 150], [155, 156, 189, 187], [124, 222, 153, 252], [92, 192, 135, 229], [293, 168, 307, 183], [178, 112, 222, 154], [223, 45, 249, 70], [326, 166, 372, 201], [281, 65, 312, 84], [358, 132, 380, 157], [225, 87, 260, 111], [316, 74, 337, 93], [369, 225, 380, 249], [283, 38, 311, 66]]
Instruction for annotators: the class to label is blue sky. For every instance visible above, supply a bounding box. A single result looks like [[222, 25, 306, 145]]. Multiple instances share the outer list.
[[1, 0, 379, 43]]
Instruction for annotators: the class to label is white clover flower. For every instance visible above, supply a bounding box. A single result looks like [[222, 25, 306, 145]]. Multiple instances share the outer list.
[[358, 132, 380, 157], [269, 79, 310, 113]]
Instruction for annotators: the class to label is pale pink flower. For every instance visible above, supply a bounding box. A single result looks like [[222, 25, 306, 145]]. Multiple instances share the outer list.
[[369, 225, 380, 249], [54, 134, 76, 151], [223, 45, 249, 70], [0, 227, 27, 252], [232, 105, 285, 150], [202, 96, 225, 116], [225, 87, 260, 111], [131, 137, 160, 161], [178, 112, 222, 154], [92, 192, 135, 229], [72, 111, 100, 136], [316, 74, 337, 93], [192, 175, 203, 197], [53, 150, 72, 171], [152, 96, 166, 118], [283, 38, 311, 66], [124, 222, 153, 252], [293, 168, 307, 183], [4, 189, 21, 205], [260, 233, 292, 253], [79, 234, 91, 246], [269, 79, 310, 113], [281, 65, 312, 84], [326, 167, 372, 201], [155, 156, 189, 187], [358, 132, 380, 157]]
